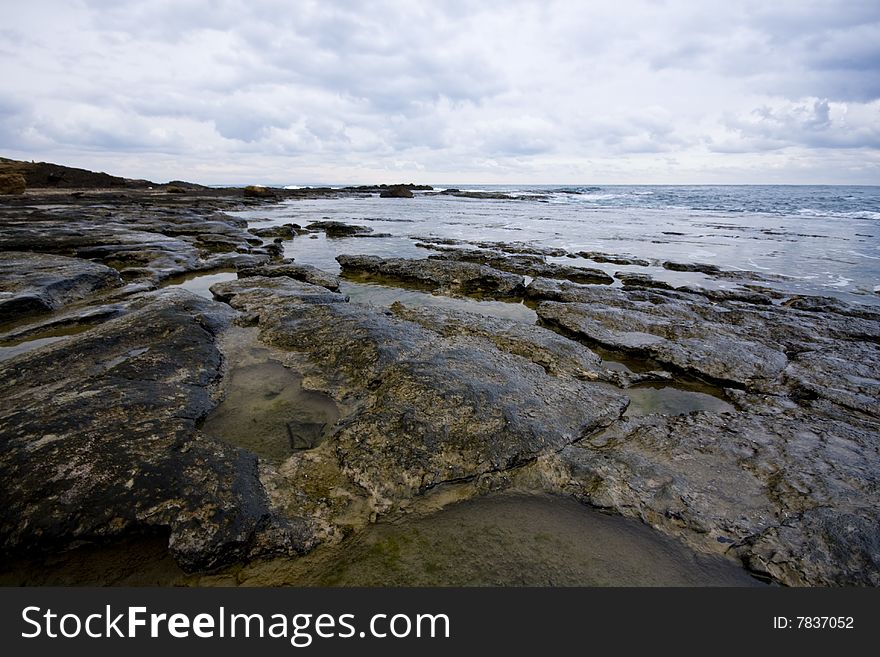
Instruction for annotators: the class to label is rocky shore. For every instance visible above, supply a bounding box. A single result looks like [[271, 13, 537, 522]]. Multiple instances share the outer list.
[[1, 162, 878, 586]]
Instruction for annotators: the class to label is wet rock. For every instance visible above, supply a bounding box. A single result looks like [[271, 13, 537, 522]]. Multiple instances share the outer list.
[[430, 247, 613, 285], [379, 185, 414, 198], [578, 251, 651, 266], [0, 291, 316, 571], [0, 203, 269, 282], [662, 261, 721, 275], [784, 295, 880, 320], [783, 341, 880, 416], [615, 272, 676, 290], [211, 276, 349, 308], [0, 303, 127, 343], [677, 286, 773, 305], [305, 221, 373, 237], [540, 396, 880, 586], [237, 260, 341, 292], [243, 185, 275, 198], [0, 252, 122, 323], [0, 173, 26, 195], [248, 224, 298, 240], [472, 241, 568, 257], [431, 189, 548, 201], [214, 277, 627, 510], [337, 254, 527, 298], [537, 300, 789, 390], [389, 302, 666, 389]]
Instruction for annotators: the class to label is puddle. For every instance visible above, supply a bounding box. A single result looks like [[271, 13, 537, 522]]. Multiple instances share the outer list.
[[258, 493, 760, 586], [201, 344, 339, 461], [0, 493, 762, 586], [341, 280, 538, 323], [0, 323, 98, 362], [162, 269, 238, 299], [0, 335, 69, 361], [624, 383, 736, 417], [0, 533, 185, 586]]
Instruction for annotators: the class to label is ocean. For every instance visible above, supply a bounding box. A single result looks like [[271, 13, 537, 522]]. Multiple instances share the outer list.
[[231, 185, 880, 305]]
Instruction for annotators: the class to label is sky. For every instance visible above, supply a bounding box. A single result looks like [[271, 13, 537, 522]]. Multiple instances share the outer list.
[[1, 0, 879, 185]]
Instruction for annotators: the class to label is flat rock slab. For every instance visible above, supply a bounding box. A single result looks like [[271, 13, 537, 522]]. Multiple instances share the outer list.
[[237, 260, 341, 292], [0, 251, 122, 323], [0, 290, 315, 570], [337, 254, 527, 298], [0, 204, 274, 282], [546, 398, 880, 586], [215, 277, 628, 510], [429, 247, 613, 285]]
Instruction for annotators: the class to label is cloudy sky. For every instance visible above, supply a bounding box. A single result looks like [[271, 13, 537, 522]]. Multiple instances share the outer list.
[[2, 0, 879, 184]]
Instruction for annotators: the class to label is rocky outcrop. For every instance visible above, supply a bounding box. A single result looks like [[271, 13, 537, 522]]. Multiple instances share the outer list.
[[0, 173, 26, 195], [337, 254, 527, 298], [243, 185, 275, 198], [538, 395, 880, 585], [0, 202, 273, 282], [577, 251, 652, 266], [0, 252, 122, 323], [379, 185, 414, 198], [305, 221, 374, 237], [248, 224, 298, 240], [428, 246, 614, 285], [237, 260, 342, 292], [214, 277, 628, 511], [0, 290, 316, 571], [663, 261, 722, 275]]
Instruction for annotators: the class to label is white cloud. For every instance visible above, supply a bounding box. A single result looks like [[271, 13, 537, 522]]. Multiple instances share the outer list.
[[0, 0, 878, 183]]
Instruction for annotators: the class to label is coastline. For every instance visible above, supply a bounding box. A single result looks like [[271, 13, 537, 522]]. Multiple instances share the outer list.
[[1, 162, 878, 586]]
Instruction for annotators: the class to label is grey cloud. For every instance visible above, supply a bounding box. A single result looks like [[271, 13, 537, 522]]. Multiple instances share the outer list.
[[1, 0, 878, 183], [713, 98, 880, 152]]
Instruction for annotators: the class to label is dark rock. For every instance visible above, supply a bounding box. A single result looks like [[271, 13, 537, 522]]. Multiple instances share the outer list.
[[389, 302, 661, 388], [0, 291, 316, 571], [0, 173, 26, 195], [336, 254, 527, 298], [662, 261, 722, 275], [615, 272, 676, 290], [578, 251, 651, 267], [0, 252, 122, 323], [305, 221, 373, 237], [677, 286, 773, 305], [540, 396, 880, 585], [248, 224, 298, 240], [237, 260, 341, 292], [379, 185, 414, 198], [537, 300, 789, 390], [243, 185, 275, 198], [0, 203, 270, 283], [211, 276, 349, 307], [215, 278, 627, 509], [430, 247, 613, 285]]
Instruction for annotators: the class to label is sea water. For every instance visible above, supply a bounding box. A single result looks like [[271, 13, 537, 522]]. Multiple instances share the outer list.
[[232, 184, 880, 304]]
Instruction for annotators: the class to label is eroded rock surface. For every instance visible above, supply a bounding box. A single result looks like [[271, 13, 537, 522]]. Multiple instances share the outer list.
[[237, 260, 341, 292], [337, 254, 527, 298], [428, 246, 613, 284], [214, 277, 627, 512], [0, 291, 316, 571], [0, 252, 122, 323]]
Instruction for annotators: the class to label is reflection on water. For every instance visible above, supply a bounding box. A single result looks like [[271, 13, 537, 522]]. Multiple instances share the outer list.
[[201, 343, 339, 462], [624, 383, 735, 417], [0, 323, 98, 362], [263, 493, 761, 586], [341, 280, 538, 323], [162, 270, 238, 299], [0, 493, 763, 587]]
